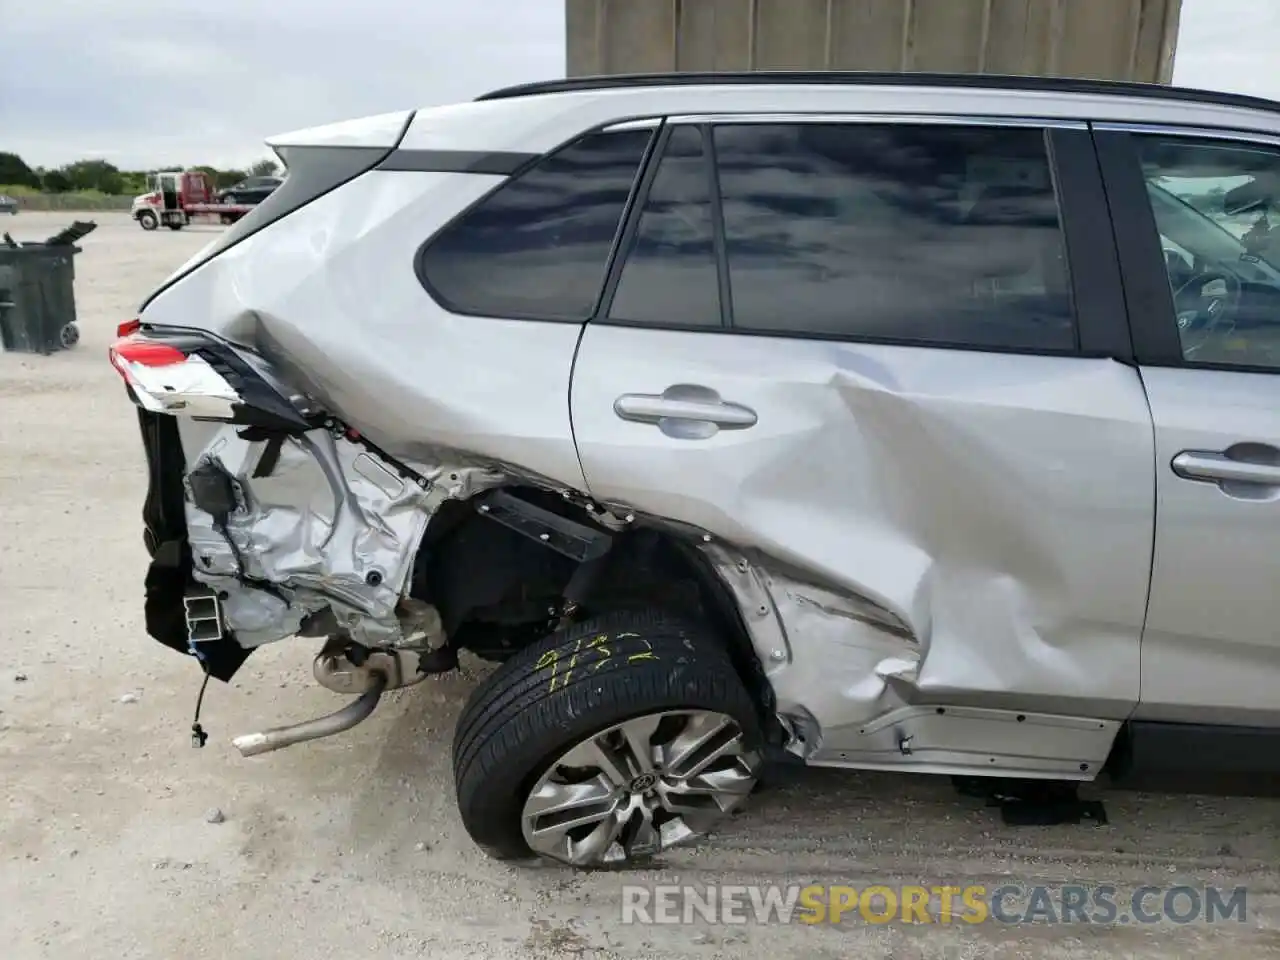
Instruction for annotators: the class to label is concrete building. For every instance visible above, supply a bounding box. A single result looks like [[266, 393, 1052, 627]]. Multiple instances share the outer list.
[[566, 0, 1182, 84]]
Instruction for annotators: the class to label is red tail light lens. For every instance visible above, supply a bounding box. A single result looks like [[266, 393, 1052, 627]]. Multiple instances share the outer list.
[[117, 319, 141, 337], [108, 334, 237, 418], [107, 325, 313, 432], [111, 339, 186, 367]]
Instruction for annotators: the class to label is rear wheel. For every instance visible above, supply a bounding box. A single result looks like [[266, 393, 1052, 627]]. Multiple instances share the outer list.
[[452, 609, 763, 867]]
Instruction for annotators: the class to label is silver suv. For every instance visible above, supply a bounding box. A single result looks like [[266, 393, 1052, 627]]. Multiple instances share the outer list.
[[110, 72, 1280, 868]]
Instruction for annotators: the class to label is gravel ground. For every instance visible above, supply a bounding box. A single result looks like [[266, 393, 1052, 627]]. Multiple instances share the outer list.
[[2, 211, 1280, 960]]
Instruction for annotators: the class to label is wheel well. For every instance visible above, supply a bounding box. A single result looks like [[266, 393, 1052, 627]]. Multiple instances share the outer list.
[[410, 486, 775, 727]]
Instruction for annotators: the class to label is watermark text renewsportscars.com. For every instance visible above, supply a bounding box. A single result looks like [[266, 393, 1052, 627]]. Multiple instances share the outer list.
[[620, 883, 1248, 926]]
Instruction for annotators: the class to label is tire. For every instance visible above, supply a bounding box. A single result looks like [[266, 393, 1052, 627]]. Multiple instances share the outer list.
[[166, 221, 184, 231], [137, 210, 158, 231], [452, 608, 764, 867]]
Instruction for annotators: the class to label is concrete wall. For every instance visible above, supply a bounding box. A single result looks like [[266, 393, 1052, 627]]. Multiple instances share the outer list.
[[566, 0, 1181, 83]]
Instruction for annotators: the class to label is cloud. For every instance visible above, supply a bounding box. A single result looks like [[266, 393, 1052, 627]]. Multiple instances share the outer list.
[[0, 0, 565, 169], [1171, 0, 1280, 98], [0, 0, 1275, 171]]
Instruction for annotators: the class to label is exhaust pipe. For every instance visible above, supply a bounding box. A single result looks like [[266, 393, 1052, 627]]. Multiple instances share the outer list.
[[232, 670, 388, 757]]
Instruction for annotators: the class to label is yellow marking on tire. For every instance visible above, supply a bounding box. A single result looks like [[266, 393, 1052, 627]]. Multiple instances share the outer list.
[[535, 649, 560, 691], [627, 635, 659, 663], [587, 633, 611, 671], [563, 636, 584, 687]]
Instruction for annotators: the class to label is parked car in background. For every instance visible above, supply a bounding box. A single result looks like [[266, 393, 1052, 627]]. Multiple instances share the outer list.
[[0, 194, 18, 215], [216, 175, 282, 205]]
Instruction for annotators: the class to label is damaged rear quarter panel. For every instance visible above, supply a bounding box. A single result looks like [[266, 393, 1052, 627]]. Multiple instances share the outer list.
[[139, 168, 589, 492], [137, 169, 593, 651], [178, 419, 504, 649]]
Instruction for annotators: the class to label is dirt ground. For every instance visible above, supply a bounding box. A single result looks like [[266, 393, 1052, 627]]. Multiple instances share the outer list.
[[2, 211, 1279, 960]]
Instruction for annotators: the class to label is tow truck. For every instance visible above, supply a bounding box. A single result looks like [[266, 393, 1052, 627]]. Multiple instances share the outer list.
[[130, 170, 256, 231]]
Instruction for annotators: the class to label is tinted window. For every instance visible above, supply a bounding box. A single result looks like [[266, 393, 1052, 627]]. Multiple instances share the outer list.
[[609, 126, 722, 327], [1135, 135, 1280, 370], [420, 129, 653, 320], [713, 123, 1075, 351]]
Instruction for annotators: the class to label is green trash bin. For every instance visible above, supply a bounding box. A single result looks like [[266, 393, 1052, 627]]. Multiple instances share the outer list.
[[0, 221, 96, 355]]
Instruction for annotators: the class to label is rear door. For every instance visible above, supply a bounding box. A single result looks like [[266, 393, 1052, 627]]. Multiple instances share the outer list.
[[1096, 125, 1280, 728], [569, 111, 1155, 756]]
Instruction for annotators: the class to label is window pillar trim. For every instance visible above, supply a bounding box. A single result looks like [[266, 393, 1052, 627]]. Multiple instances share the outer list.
[[1093, 128, 1198, 367], [703, 124, 734, 329], [594, 123, 675, 324]]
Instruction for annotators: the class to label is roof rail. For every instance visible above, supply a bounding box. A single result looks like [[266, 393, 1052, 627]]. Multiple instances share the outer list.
[[475, 71, 1280, 116]]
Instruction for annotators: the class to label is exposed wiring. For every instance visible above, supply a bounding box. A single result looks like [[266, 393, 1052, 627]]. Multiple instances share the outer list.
[[191, 667, 210, 748]]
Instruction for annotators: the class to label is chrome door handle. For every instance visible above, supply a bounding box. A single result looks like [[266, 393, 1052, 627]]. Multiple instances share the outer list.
[[614, 384, 757, 439], [614, 394, 757, 428], [1172, 449, 1280, 486]]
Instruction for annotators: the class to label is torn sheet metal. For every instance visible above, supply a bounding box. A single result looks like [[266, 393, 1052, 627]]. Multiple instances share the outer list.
[[182, 422, 503, 649], [700, 543, 1119, 778], [702, 543, 920, 756]]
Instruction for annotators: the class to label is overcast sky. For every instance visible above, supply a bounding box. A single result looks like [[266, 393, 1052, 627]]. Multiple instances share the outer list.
[[0, 0, 1275, 171]]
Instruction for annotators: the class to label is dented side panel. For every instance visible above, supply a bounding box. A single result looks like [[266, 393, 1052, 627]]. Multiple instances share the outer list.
[[571, 327, 1155, 758]]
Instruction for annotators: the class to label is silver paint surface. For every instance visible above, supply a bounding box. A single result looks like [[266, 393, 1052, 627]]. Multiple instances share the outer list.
[[1134, 366, 1280, 726], [572, 326, 1154, 774], [135, 84, 1280, 778]]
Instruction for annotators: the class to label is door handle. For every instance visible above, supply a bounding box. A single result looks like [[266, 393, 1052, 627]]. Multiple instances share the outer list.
[[1172, 449, 1280, 486], [614, 384, 757, 439]]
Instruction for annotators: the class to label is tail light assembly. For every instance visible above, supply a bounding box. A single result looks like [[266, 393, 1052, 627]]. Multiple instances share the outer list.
[[109, 321, 314, 432]]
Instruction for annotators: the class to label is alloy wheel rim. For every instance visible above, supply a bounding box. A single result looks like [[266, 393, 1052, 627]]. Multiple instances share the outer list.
[[520, 709, 760, 866]]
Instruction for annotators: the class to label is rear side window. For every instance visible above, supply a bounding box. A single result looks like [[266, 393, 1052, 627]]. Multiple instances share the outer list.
[[419, 128, 654, 321], [715, 123, 1075, 351], [602, 121, 1076, 353]]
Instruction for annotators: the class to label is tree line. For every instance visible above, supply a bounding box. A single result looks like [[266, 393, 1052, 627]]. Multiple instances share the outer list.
[[0, 151, 281, 195]]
